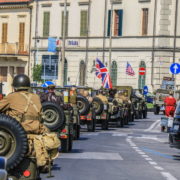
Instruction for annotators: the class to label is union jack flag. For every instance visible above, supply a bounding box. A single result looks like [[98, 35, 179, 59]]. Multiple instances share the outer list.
[[95, 58, 112, 89], [126, 62, 135, 76]]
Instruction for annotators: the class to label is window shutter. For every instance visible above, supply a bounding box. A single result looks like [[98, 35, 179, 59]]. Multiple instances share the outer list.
[[43, 12, 50, 37], [62, 11, 69, 37], [118, 10, 123, 36], [80, 10, 88, 36], [2, 23, 8, 43], [142, 9, 148, 35], [107, 10, 111, 36], [19, 23, 25, 52]]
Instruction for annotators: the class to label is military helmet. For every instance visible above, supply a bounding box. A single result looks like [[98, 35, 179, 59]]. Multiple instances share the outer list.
[[12, 74, 30, 90], [169, 91, 174, 95]]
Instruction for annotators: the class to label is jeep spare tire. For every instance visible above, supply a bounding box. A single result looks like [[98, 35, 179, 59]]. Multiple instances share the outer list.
[[0, 114, 28, 170], [77, 95, 90, 115], [92, 97, 104, 115], [42, 102, 65, 131]]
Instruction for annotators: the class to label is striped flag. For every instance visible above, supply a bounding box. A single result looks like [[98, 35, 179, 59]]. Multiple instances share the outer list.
[[95, 58, 112, 89], [126, 62, 135, 76]]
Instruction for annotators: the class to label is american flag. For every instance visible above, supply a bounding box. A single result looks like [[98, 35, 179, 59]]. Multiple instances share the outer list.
[[126, 62, 135, 76], [95, 58, 112, 89]]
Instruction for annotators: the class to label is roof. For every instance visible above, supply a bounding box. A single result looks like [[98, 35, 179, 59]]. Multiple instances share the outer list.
[[0, 0, 31, 4]]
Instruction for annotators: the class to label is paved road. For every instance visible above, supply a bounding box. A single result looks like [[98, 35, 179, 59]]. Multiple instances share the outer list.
[[42, 113, 180, 180]]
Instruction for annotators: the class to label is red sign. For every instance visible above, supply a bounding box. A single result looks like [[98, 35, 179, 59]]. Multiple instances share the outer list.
[[139, 67, 146, 75]]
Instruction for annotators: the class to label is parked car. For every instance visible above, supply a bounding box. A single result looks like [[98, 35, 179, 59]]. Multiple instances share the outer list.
[[169, 103, 180, 149]]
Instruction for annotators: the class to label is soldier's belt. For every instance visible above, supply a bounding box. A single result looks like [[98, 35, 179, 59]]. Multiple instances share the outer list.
[[22, 115, 40, 121]]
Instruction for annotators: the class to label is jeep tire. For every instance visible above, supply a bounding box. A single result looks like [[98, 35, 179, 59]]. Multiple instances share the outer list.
[[0, 114, 28, 170], [42, 102, 65, 131]]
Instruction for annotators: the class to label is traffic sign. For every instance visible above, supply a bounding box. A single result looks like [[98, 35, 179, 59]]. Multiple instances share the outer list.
[[170, 63, 180, 74], [139, 67, 146, 75], [143, 86, 148, 95]]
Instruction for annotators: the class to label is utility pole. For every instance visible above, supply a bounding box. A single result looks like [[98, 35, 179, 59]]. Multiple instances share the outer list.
[[102, 0, 107, 63], [108, 1, 113, 72], [34, 0, 39, 66], [151, 0, 157, 91], [84, 0, 91, 86], [60, 0, 67, 86]]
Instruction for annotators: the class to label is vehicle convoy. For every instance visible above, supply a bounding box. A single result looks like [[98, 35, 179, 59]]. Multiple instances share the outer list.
[[131, 89, 147, 119], [169, 103, 180, 149], [153, 89, 169, 115]]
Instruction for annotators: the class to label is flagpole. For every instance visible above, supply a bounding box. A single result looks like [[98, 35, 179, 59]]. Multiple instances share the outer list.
[[108, 1, 113, 73], [102, 0, 107, 63]]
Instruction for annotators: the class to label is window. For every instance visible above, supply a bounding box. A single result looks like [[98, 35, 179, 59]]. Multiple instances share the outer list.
[[16, 67, 25, 74], [114, 10, 123, 36], [64, 59, 68, 85], [0, 67, 7, 82], [107, 9, 123, 36], [2, 23, 7, 43], [61, 11, 69, 37], [19, 23, 25, 52], [42, 55, 58, 80], [43, 12, 50, 37], [142, 8, 148, 35], [80, 10, 88, 36], [111, 61, 117, 86], [138, 61, 146, 89], [79, 60, 86, 86]]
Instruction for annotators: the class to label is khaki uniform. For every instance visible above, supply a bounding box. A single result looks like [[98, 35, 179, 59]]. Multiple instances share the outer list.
[[0, 91, 60, 167], [96, 94, 108, 104], [0, 91, 48, 134]]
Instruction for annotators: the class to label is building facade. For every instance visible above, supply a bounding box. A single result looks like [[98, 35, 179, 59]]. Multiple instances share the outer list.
[[1, 0, 179, 94], [0, 0, 32, 94]]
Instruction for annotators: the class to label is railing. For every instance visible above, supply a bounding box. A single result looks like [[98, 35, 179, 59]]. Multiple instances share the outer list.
[[0, 43, 29, 55]]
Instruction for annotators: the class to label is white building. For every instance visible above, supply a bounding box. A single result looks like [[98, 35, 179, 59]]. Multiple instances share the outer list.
[[0, 0, 31, 94], [7, 0, 180, 93]]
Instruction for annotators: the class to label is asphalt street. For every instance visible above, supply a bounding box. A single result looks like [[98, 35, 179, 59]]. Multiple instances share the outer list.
[[42, 113, 180, 180]]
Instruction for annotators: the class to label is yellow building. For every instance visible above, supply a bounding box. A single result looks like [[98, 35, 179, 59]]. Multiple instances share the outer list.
[[0, 0, 32, 94]]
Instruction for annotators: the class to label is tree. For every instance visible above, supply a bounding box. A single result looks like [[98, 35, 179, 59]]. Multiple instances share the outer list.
[[32, 64, 43, 82]]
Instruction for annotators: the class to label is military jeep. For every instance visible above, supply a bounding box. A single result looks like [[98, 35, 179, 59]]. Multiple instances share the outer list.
[[32, 87, 74, 153], [76, 87, 96, 132], [131, 89, 147, 119], [153, 89, 169, 115], [113, 86, 135, 125]]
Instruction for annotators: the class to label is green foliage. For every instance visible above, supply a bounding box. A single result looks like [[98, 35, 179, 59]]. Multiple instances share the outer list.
[[32, 64, 43, 82]]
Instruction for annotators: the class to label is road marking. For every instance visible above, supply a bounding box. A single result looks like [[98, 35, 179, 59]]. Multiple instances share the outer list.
[[145, 157, 153, 161], [148, 161, 157, 165], [141, 148, 174, 160], [127, 138, 177, 180], [138, 151, 146, 155], [144, 119, 160, 132], [154, 166, 164, 171], [83, 133, 99, 136], [59, 152, 123, 160], [161, 172, 178, 180], [142, 155, 149, 158], [112, 133, 127, 137]]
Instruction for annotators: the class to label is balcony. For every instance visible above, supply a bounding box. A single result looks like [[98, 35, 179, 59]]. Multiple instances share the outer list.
[[0, 43, 29, 55]]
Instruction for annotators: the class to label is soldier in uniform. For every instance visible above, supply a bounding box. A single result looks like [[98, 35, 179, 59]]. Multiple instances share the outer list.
[[0, 74, 60, 172], [41, 82, 64, 107], [0, 74, 48, 134], [96, 89, 108, 104], [83, 90, 93, 103]]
